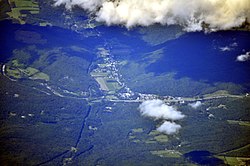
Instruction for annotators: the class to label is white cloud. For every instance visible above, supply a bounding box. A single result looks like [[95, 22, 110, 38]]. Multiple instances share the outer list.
[[236, 52, 250, 62], [188, 101, 202, 109], [219, 46, 231, 52], [139, 99, 185, 120], [157, 121, 181, 135], [138, 99, 185, 135], [54, 0, 104, 11], [230, 42, 238, 47], [54, 0, 250, 31]]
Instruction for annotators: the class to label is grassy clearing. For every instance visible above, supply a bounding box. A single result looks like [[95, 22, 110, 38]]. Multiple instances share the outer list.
[[149, 130, 161, 136], [203, 90, 230, 98], [14, 0, 39, 8], [151, 150, 182, 158], [6, 66, 22, 78], [39, 22, 52, 27], [91, 73, 122, 92], [221, 144, 250, 156], [106, 82, 121, 91], [6, 60, 50, 81], [216, 156, 250, 166], [154, 135, 168, 143], [30, 72, 50, 81], [132, 139, 140, 143], [95, 77, 109, 91], [227, 120, 250, 127], [132, 128, 143, 133], [21, 67, 39, 75], [7, 0, 40, 24]]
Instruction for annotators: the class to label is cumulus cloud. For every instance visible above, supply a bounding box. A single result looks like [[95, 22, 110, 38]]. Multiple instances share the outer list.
[[54, 0, 250, 31], [157, 121, 181, 135], [188, 101, 202, 109], [139, 99, 185, 135], [54, 0, 104, 11], [236, 52, 250, 62], [139, 99, 185, 120]]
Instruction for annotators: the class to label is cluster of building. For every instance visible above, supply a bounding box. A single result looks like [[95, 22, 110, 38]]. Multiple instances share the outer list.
[[91, 47, 189, 103]]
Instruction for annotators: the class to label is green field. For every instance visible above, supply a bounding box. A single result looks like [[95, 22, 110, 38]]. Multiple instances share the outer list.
[[91, 73, 122, 92], [154, 135, 169, 143], [95, 77, 109, 91], [106, 80, 122, 91], [227, 120, 250, 127], [216, 156, 250, 166], [7, 0, 39, 24], [151, 150, 182, 158], [132, 128, 143, 133], [6, 60, 50, 81]]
